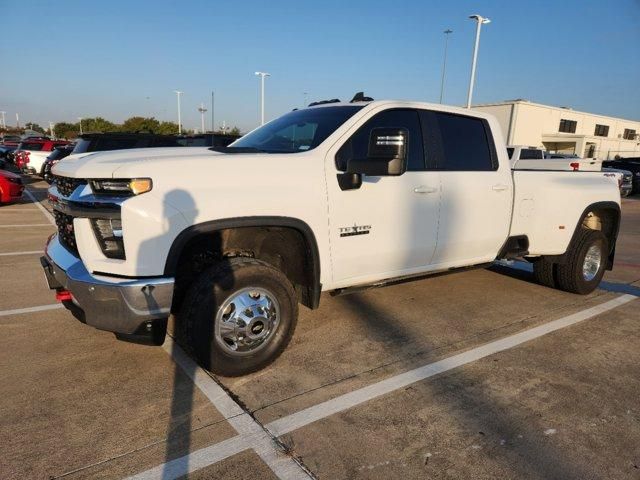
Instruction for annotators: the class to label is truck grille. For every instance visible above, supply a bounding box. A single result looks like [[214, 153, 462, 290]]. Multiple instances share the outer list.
[[54, 176, 86, 197], [53, 210, 78, 255]]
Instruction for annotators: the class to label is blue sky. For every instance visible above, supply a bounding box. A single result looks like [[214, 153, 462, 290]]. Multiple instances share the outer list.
[[1, 0, 639, 132]]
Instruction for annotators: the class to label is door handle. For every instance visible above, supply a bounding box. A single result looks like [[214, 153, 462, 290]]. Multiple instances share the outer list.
[[413, 186, 438, 194], [492, 184, 509, 191]]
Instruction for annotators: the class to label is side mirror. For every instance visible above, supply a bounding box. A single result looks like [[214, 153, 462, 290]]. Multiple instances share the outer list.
[[346, 127, 408, 176]]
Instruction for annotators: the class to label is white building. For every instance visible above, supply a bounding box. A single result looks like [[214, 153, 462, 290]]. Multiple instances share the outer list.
[[473, 100, 640, 160]]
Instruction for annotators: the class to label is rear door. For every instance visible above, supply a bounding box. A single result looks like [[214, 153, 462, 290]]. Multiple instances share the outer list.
[[420, 110, 512, 267]]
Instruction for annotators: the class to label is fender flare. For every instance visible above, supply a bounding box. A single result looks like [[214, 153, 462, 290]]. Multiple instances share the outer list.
[[547, 201, 621, 269], [163, 216, 322, 308]]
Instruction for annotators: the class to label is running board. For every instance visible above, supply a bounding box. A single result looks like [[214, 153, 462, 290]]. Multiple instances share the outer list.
[[330, 262, 493, 297]]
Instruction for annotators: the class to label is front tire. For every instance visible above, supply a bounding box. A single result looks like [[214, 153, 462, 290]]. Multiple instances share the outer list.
[[179, 257, 298, 376], [556, 229, 608, 294]]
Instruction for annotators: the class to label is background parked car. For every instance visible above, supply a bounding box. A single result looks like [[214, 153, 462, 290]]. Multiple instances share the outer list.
[[0, 134, 22, 146], [0, 169, 24, 204], [603, 157, 640, 194], [42, 145, 75, 184], [70, 132, 183, 155], [14, 138, 70, 175], [603, 167, 633, 197], [176, 133, 240, 147], [0, 145, 17, 169]]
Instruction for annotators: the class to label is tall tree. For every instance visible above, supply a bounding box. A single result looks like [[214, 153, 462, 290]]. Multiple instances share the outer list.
[[121, 116, 160, 133], [53, 122, 79, 139], [156, 121, 180, 135], [82, 117, 117, 133]]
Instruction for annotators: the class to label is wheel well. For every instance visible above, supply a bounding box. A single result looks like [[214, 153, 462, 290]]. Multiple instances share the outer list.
[[169, 224, 320, 313], [578, 204, 620, 268]]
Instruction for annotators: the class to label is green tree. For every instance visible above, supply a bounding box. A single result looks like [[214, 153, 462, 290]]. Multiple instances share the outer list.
[[228, 127, 241, 136], [82, 117, 117, 133], [121, 116, 160, 133], [25, 122, 45, 133], [53, 122, 79, 139], [156, 121, 180, 135]]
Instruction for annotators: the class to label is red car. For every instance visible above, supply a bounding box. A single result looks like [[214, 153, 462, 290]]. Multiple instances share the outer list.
[[0, 169, 24, 203]]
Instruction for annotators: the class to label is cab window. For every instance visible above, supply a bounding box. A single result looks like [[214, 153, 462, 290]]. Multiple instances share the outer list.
[[336, 109, 425, 171]]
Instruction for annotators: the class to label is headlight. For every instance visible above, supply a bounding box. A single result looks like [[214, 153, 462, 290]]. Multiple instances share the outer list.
[[90, 178, 152, 196]]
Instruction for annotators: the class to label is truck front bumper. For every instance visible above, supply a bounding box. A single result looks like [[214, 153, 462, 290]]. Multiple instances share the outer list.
[[41, 234, 174, 335]]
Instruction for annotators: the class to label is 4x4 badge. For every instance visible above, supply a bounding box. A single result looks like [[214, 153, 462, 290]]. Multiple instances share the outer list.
[[339, 223, 371, 237]]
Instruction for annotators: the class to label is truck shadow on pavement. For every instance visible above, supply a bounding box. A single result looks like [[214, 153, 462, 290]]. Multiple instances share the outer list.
[[336, 290, 597, 479], [137, 189, 236, 479], [490, 261, 640, 298]]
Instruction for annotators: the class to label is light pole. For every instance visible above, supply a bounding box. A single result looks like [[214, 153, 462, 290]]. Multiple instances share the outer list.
[[466, 14, 490, 109], [439, 29, 453, 104], [303, 91, 308, 108], [197, 103, 208, 133], [78, 117, 83, 135], [0, 111, 6, 129], [174, 90, 183, 134], [211, 91, 215, 134], [255, 71, 271, 125], [49, 122, 55, 139]]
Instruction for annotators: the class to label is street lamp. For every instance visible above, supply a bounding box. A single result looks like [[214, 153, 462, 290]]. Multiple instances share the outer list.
[[439, 29, 453, 104], [197, 103, 208, 133], [78, 117, 83, 135], [303, 91, 308, 108], [255, 71, 271, 125], [466, 14, 491, 109], [174, 90, 183, 134]]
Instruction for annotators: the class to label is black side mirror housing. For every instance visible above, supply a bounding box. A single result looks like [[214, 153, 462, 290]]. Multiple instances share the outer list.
[[346, 127, 408, 176]]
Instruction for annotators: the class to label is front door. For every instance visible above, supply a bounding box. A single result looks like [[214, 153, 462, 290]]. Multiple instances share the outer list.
[[325, 108, 441, 287]]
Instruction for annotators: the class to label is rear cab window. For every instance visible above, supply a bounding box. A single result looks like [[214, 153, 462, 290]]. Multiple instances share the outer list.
[[420, 111, 497, 171]]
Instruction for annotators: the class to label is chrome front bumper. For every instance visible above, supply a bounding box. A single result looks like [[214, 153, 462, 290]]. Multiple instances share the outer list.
[[41, 235, 174, 334]]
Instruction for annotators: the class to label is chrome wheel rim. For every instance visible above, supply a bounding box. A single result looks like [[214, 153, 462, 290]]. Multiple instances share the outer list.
[[214, 287, 280, 357], [582, 244, 602, 282]]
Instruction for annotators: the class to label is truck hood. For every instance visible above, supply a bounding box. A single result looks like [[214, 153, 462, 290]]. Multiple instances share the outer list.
[[51, 147, 215, 178]]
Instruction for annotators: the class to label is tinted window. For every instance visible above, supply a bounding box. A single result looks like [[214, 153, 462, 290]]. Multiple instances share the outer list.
[[233, 106, 362, 153], [594, 124, 609, 137], [20, 142, 45, 151], [507, 147, 514, 159], [336, 109, 424, 171], [559, 119, 577, 133], [433, 112, 493, 171], [520, 148, 543, 159]]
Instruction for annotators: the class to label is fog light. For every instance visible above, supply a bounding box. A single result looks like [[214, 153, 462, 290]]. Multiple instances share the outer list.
[[91, 218, 126, 259]]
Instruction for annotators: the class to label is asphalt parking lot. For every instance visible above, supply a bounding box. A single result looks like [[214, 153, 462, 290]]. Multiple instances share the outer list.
[[1, 177, 639, 480]]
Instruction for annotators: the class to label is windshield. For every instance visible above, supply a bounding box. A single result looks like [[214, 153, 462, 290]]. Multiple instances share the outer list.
[[230, 106, 363, 153]]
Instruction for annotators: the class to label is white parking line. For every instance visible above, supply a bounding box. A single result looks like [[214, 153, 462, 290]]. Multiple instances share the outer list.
[[0, 304, 62, 317], [131, 293, 636, 480], [155, 337, 312, 480], [0, 250, 42, 256], [23, 188, 56, 226], [0, 224, 53, 228]]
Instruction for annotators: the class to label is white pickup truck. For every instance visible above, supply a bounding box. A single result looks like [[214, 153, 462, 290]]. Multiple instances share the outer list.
[[507, 145, 602, 171], [42, 97, 621, 376]]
